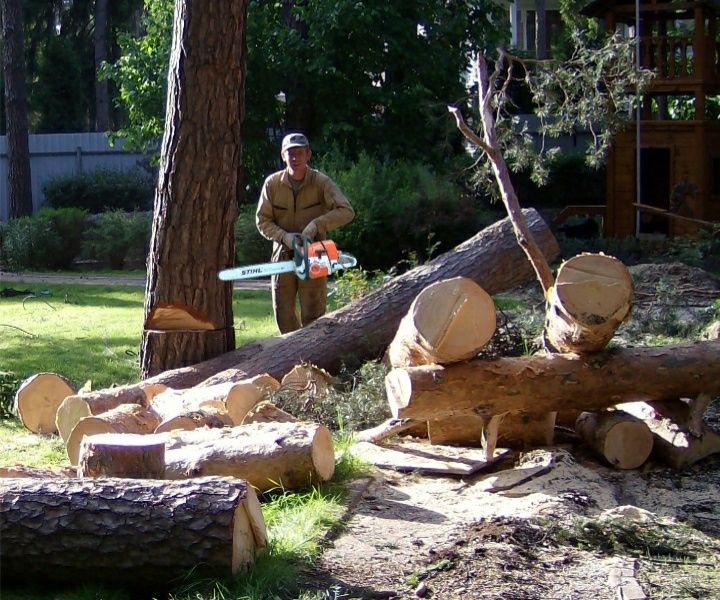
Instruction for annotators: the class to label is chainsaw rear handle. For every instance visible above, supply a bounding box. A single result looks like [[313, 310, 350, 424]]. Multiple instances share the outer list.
[[291, 235, 311, 279]]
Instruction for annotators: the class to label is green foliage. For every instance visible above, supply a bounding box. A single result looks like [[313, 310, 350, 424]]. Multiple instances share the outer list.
[[319, 153, 485, 271], [80, 210, 151, 270], [0, 372, 18, 420], [0, 207, 87, 271], [42, 167, 154, 213]]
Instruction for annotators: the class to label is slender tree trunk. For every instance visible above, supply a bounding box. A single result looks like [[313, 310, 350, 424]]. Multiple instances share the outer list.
[[140, 0, 248, 378], [535, 0, 548, 60], [1, 0, 32, 218], [93, 0, 110, 131]]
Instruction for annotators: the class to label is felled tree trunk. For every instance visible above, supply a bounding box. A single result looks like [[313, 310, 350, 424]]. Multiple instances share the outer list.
[[67, 404, 163, 466], [387, 277, 497, 367], [575, 410, 654, 469], [56, 383, 166, 442], [617, 397, 720, 469], [163, 421, 335, 492], [544, 253, 634, 353], [78, 433, 166, 478], [14, 373, 75, 435], [0, 476, 266, 587], [386, 341, 720, 420]]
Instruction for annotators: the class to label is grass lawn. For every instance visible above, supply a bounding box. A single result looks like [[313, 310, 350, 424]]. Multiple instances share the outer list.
[[0, 281, 275, 389]]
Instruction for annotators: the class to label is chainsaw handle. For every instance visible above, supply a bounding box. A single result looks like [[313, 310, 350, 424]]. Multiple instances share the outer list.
[[291, 235, 311, 279]]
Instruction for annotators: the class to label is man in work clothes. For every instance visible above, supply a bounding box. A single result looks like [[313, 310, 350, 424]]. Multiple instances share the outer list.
[[256, 133, 355, 333]]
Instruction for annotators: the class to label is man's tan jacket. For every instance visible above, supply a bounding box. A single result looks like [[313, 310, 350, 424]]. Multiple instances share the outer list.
[[256, 167, 355, 260]]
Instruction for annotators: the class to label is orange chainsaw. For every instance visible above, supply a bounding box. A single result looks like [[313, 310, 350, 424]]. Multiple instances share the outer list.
[[218, 236, 358, 281]]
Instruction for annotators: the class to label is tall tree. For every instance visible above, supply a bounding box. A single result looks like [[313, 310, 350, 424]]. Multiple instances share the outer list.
[[1, 0, 33, 218], [139, 0, 248, 378], [94, 0, 109, 131]]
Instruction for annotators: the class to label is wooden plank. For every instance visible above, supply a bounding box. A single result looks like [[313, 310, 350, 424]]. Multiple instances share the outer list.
[[352, 440, 510, 476]]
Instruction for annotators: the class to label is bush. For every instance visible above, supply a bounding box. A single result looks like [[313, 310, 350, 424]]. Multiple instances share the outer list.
[[42, 167, 154, 213], [318, 153, 487, 271], [0, 207, 87, 271], [234, 203, 272, 265], [81, 210, 151, 269]]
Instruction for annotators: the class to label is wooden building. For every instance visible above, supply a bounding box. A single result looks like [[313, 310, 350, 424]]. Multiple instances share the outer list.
[[581, 0, 720, 237]]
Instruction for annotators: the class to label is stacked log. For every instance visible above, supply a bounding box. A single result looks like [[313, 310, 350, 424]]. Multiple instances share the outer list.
[[14, 373, 76, 435], [574, 410, 654, 469], [78, 433, 166, 478], [0, 476, 266, 587]]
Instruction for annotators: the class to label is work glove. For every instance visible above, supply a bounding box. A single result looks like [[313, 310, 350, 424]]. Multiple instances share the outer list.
[[282, 232, 297, 249], [301, 220, 318, 241]]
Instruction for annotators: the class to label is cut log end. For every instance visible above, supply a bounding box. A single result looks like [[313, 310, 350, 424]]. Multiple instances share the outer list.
[[311, 425, 336, 482], [575, 410, 654, 470], [79, 433, 166, 479], [14, 373, 76, 435]]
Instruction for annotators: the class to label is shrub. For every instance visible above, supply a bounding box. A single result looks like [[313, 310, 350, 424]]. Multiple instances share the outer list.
[[81, 210, 151, 269], [0, 207, 87, 271], [318, 153, 486, 271], [42, 167, 154, 213], [234, 203, 272, 265]]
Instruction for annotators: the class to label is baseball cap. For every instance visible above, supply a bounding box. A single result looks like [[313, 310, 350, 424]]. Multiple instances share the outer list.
[[281, 133, 309, 152]]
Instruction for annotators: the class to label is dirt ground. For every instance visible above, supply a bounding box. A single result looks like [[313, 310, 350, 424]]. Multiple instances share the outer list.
[[298, 262, 720, 600]]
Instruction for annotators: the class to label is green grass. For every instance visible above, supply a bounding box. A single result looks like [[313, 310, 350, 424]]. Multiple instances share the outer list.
[[0, 281, 274, 389]]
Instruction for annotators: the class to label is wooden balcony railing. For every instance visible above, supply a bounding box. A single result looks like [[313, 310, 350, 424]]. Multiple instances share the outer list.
[[638, 35, 720, 82]]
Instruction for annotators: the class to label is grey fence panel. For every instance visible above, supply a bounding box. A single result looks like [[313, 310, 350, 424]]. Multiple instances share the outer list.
[[0, 132, 148, 221]]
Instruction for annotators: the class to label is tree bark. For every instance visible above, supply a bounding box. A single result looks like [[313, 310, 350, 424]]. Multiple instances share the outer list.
[[388, 276, 496, 367], [78, 432, 166, 478], [93, 0, 110, 131], [164, 421, 335, 493], [14, 372, 75, 435], [544, 253, 634, 353], [0, 476, 266, 587], [386, 340, 720, 420], [1, 0, 32, 218], [140, 0, 248, 377], [575, 410, 654, 469]]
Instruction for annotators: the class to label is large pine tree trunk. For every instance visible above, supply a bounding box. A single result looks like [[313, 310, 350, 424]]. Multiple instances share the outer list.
[[0, 476, 266, 587], [1, 0, 33, 217], [140, 0, 248, 377]]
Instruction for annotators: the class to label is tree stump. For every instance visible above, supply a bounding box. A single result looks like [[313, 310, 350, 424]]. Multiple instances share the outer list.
[[544, 253, 633, 353], [78, 433, 166, 478], [0, 476, 266, 587], [14, 373, 75, 435], [575, 410, 654, 469], [66, 403, 163, 466], [163, 421, 335, 492]]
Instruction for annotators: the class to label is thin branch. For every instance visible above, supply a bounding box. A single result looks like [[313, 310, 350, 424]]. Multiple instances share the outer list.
[[447, 105, 493, 155], [0, 323, 37, 338]]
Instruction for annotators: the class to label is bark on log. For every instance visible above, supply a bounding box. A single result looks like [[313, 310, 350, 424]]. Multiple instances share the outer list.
[[544, 253, 633, 353], [241, 401, 299, 424], [163, 421, 335, 492], [428, 411, 556, 448], [388, 277, 496, 367], [575, 410, 654, 469], [0, 476, 266, 587], [56, 382, 166, 442], [617, 398, 720, 469], [14, 373, 75, 435], [67, 403, 163, 466], [386, 341, 720, 420], [100, 209, 556, 398], [155, 408, 233, 434], [0, 465, 76, 478], [78, 433, 166, 478]]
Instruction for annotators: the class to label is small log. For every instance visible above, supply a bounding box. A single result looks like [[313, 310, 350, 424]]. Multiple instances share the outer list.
[[386, 341, 720, 420], [163, 421, 335, 493], [78, 433, 166, 478], [281, 364, 331, 394], [154, 408, 233, 434], [66, 403, 163, 466], [544, 253, 633, 353], [0, 465, 76, 478], [0, 476, 267, 587], [14, 373, 75, 435], [56, 382, 166, 443], [241, 401, 299, 424], [617, 397, 720, 469], [388, 277, 496, 367], [575, 410, 654, 469], [355, 418, 419, 443]]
